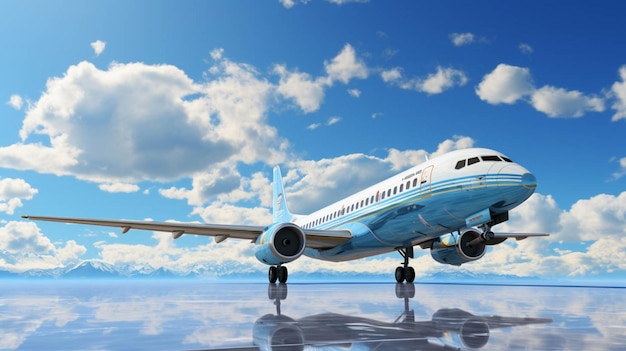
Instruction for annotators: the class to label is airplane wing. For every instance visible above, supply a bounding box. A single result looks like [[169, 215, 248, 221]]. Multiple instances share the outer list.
[[21, 215, 352, 250]]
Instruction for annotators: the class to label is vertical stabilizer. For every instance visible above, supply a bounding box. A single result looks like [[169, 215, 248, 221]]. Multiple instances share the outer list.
[[273, 166, 295, 223]]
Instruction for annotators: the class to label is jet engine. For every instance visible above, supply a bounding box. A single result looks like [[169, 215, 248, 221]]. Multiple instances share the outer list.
[[432, 308, 490, 349], [253, 314, 304, 351], [430, 228, 486, 266], [255, 223, 306, 265]]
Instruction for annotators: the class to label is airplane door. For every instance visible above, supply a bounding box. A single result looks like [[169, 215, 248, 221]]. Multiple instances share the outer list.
[[420, 165, 434, 197]]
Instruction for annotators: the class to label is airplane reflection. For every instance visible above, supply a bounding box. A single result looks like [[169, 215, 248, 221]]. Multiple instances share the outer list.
[[246, 283, 553, 351]]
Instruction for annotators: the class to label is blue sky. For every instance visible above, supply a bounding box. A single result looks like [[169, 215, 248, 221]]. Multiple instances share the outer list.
[[1, 0, 625, 280]]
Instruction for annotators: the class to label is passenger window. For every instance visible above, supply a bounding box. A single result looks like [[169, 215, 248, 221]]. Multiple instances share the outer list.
[[381, 192, 386, 200], [393, 186, 397, 195], [468, 157, 480, 166], [412, 178, 418, 187], [399, 184, 404, 192], [387, 189, 391, 197], [406, 181, 410, 189], [455, 160, 466, 169]]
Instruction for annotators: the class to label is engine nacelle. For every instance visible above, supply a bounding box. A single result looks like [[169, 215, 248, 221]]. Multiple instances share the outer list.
[[255, 222, 306, 265], [253, 314, 304, 351], [432, 309, 490, 349], [430, 228, 486, 266]]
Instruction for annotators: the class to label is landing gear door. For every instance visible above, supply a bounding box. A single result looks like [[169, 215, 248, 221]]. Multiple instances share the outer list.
[[421, 165, 434, 197]]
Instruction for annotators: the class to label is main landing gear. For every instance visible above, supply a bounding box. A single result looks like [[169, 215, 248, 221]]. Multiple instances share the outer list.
[[395, 246, 415, 283], [268, 265, 288, 283]]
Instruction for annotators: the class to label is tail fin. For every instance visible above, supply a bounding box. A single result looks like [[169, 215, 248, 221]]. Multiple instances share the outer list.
[[273, 166, 295, 223]]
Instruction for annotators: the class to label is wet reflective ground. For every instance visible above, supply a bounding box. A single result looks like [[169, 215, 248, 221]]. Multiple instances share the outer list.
[[0, 281, 625, 350]]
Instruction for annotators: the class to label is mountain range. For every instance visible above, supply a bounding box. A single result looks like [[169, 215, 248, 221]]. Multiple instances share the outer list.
[[0, 258, 547, 283]]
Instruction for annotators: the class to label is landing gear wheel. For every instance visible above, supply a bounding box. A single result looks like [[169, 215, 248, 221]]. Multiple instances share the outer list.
[[395, 266, 405, 283], [268, 266, 278, 283], [277, 266, 288, 283], [405, 267, 416, 283]]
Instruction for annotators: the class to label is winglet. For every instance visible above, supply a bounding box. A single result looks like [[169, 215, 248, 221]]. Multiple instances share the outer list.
[[273, 166, 294, 223]]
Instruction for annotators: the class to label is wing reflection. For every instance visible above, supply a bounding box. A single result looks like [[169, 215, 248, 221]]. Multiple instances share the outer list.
[[244, 283, 552, 351]]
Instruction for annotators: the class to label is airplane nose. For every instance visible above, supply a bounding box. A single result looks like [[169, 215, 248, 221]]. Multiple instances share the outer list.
[[521, 173, 537, 189]]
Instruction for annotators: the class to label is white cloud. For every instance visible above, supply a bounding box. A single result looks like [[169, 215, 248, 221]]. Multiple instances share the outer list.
[[7, 94, 23, 110], [449, 32, 475, 46], [347, 89, 361, 98], [0, 221, 86, 272], [324, 43, 368, 84], [477, 63, 606, 118], [531, 86, 604, 118], [419, 67, 468, 94], [476, 64, 534, 104], [279, 0, 296, 8], [307, 122, 321, 130], [274, 44, 368, 113], [519, 43, 533, 54], [382, 66, 468, 95], [0, 53, 286, 189], [610, 65, 626, 121], [0, 178, 38, 215], [327, 116, 341, 126], [98, 183, 141, 193], [381, 68, 402, 83], [90, 40, 106, 56], [274, 64, 326, 113]]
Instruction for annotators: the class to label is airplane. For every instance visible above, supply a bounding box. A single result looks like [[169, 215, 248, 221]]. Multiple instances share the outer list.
[[22, 147, 548, 283], [210, 283, 553, 351]]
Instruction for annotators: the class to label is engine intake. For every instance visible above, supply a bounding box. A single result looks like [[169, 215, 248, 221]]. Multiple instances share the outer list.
[[255, 223, 306, 265], [430, 229, 487, 266]]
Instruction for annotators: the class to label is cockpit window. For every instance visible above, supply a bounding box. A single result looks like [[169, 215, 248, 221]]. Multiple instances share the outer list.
[[467, 157, 480, 166], [501, 156, 513, 162], [481, 155, 502, 162], [455, 160, 466, 169]]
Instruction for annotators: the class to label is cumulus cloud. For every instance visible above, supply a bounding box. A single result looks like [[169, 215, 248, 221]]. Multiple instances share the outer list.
[[0, 178, 38, 215], [0, 53, 287, 189], [274, 44, 368, 113], [476, 63, 606, 118], [476, 64, 534, 104], [324, 43, 368, 84], [449, 32, 475, 46], [0, 221, 86, 272], [7, 94, 23, 110], [98, 183, 141, 193], [531, 86, 604, 118], [610, 65, 626, 121], [382, 66, 468, 95], [274, 65, 326, 113], [90, 40, 106, 56], [489, 191, 626, 277]]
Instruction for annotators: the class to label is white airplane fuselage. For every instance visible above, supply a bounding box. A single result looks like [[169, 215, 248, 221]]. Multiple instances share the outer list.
[[293, 148, 537, 262]]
